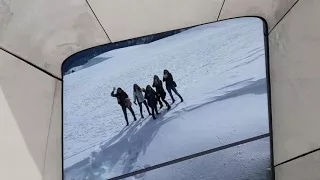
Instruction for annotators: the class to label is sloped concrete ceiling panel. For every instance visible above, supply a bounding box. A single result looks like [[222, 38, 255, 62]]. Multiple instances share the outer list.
[[0, 0, 110, 78], [43, 81, 62, 180], [87, 0, 224, 42], [0, 50, 56, 180], [219, 0, 298, 32], [269, 0, 320, 165], [275, 151, 320, 180]]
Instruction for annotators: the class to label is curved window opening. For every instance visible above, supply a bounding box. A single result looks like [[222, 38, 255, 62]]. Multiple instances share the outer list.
[[62, 17, 273, 180]]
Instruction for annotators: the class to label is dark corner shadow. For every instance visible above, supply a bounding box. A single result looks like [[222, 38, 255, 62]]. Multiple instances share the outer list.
[[64, 102, 182, 179]]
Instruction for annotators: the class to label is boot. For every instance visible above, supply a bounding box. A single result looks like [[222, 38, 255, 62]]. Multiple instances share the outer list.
[[125, 119, 129, 126], [156, 109, 160, 115], [167, 104, 171, 110]]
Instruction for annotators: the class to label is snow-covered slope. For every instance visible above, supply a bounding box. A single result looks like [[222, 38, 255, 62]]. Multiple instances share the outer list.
[[123, 138, 271, 180], [63, 17, 270, 180]]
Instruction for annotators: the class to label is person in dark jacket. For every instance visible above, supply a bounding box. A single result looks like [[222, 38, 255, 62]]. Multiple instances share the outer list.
[[143, 85, 160, 119], [163, 69, 184, 103], [133, 84, 151, 118], [111, 87, 137, 126], [152, 75, 171, 110]]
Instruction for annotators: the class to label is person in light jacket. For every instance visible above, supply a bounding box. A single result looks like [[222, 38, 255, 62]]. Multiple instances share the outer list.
[[111, 87, 137, 126], [133, 84, 151, 118], [163, 69, 184, 103], [143, 85, 160, 120], [152, 75, 171, 110]]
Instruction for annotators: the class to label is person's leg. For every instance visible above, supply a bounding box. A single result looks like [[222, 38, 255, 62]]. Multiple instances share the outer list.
[[128, 106, 137, 120], [166, 86, 175, 102], [138, 102, 143, 118], [172, 86, 183, 102], [151, 107, 156, 119], [122, 106, 129, 126], [143, 100, 151, 115], [155, 105, 160, 115], [161, 96, 171, 110], [157, 95, 163, 108]]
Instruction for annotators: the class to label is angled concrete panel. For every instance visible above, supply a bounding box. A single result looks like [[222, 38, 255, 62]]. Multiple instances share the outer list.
[[269, 0, 320, 165], [219, 0, 298, 32], [0, 0, 110, 78], [43, 81, 62, 180], [275, 151, 320, 180], [87, 0, 224, 42], [0, 50, 56, 179]]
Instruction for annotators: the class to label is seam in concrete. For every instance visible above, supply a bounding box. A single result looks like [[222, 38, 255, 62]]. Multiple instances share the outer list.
[[275, 148, 320, 167], [0, 47, 62, 81], [268, 0, 301, 34], [217, 0, 226, 21], [85, 0, 112, 42], [266, 0, 320, 168], [41, 80, 58, 180]]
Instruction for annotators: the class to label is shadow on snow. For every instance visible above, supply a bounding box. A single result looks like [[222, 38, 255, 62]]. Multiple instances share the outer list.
[[64, 78, 267, 180]]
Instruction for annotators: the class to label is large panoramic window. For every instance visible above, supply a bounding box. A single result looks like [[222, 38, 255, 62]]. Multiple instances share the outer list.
[[62, 17, 273, 180]]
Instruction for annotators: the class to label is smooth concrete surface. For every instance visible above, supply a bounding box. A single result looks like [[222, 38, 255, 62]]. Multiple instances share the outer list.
[[218, 0, 298, 32], [275, 151, 320, 180], [269, 0, 320, 165], [87, 0, 224, 42], [0, 0, 110, 78], [43, 81, 62, 180], [0, 50, 56, 180]]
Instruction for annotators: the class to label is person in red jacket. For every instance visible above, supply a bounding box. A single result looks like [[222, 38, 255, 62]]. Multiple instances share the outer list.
[[111, 87, 137, 126]]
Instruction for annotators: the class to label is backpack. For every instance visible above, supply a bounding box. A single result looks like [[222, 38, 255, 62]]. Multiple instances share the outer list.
[[124, 98, 132, 107], [173, 81, 177, 87]]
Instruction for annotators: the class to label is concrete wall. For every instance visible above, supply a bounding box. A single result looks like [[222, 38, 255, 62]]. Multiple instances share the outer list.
[[0, 49, 57, 180], [269, 0, 320, 166], [87, 0, 224, 42], [0, 0, 110, 78], [1, 0, 319, 179], [218, 0, 298, 32]]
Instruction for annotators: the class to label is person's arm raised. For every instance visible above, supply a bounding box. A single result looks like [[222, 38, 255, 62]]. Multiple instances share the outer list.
[[111, 87, 116, 97]]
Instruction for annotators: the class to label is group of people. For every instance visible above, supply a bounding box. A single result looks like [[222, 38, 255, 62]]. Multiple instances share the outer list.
[[111, 69, 184, 126]]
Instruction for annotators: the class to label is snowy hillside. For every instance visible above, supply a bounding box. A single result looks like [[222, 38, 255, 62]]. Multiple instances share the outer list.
[[63, 17, 270, 180]]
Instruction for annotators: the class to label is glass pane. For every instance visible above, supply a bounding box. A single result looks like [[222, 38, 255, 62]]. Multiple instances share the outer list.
[[62, 17, 272, 180], [122, 138, 271, 180]]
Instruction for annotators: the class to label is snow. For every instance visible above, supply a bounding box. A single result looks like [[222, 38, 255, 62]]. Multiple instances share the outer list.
[[65, 45, 147, 75], [63, 17, 270, 180], [124, 138, 271, 180]]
